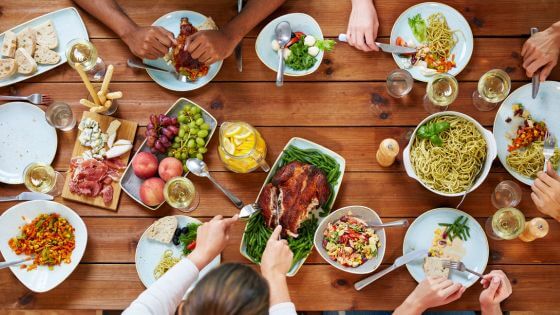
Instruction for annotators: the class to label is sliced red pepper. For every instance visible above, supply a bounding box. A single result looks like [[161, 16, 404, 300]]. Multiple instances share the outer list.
[[286, 32, 305, 48]]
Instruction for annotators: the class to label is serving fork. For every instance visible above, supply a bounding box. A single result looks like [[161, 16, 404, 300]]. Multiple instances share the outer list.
[[239, 203, 261, 221], [543, 131, 556, 172], [0, 94, 53, 105], [442, 260, 483, 278]]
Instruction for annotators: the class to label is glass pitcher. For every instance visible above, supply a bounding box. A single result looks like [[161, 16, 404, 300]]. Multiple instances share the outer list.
[[217, 121, 270, 173]]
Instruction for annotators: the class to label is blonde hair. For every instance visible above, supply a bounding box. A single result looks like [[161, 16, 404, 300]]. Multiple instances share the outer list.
[[179, 263, 270, 315]]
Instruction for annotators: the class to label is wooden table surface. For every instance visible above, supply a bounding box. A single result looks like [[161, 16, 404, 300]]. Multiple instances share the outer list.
[[1, 0, 560, 312]]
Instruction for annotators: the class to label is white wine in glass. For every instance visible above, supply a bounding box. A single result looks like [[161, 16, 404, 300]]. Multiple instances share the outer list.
[[423, 73, 459, 113], [23, 163, 64, 196], [65, 38, 106, 80], [486, 207, 525, 240], [164, 177, 200, 212], [473, 69, 511, 111]]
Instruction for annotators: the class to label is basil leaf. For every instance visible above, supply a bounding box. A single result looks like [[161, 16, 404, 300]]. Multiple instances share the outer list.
[[417, 125, 431, 139], [430, 134, 443, 146], [434, 122, 451, 133]]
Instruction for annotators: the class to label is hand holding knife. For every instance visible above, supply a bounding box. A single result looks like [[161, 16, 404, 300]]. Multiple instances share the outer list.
[[338, 33, 416, 54]]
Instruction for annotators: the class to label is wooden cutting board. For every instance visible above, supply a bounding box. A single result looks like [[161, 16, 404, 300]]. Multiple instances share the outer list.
[[62, 112, 138, 211]]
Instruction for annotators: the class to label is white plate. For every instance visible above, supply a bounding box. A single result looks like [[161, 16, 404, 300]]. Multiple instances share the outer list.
[[255, 13, 324, 76], [0, 201, 88, 292], [493, 81, 560, 185], [314, 206, 386, 275], [403, 208, 489, 288], [389, 2, 474, 82], [240, 137, 346, 276], [0, 102, 57, 184], [402, 111, 497, 197], [135, 215, 220, 297], [0, 7, 88, 88], [144, 11, 223, 92]]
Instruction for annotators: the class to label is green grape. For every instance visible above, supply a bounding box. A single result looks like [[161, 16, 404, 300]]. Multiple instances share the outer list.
[[194, 114, 202, 120], [181, 124, 188, 131], [189, 121, 196, 128], [190, 107, 198, 115], [181, 152, 187, 160], [172, 143, 180, 149], [174, 152, 181, 159], [196, 153, 204, 160], [197, 130, 208, 138], [183, 165, 189, 173], [196, 137, 205, 146], [189, 152, 197, 158], [178, 129, 185, 138], [198, 147, 208, 154], [187, 139, 195, 148], [194, 107, 201, 114], [200, 123, 210, 130], [178, 115, 186, 123], [195, 118, 204, 126], [190, 127, 199, 134], [167, 151, 173, 157], [174, 136, 181, 143]]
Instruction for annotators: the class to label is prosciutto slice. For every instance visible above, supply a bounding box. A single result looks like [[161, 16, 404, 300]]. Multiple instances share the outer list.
[[68, 157, 123, 204]]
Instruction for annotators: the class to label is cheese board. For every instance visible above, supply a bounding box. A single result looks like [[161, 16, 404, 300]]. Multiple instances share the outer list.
[[61, 112, 137, 210]]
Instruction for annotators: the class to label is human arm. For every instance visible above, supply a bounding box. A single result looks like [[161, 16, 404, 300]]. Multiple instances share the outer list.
[[72, 0, 175, 59], [122, 215, 238, 315], [393, 277, 466, 315], [531, 161, 560, 222], [479, 270, 513, 315], [346, 0, 379, 52], [521, 21, 560, 81], [260, 225, 296, 314], [186, 0, 286, 65]]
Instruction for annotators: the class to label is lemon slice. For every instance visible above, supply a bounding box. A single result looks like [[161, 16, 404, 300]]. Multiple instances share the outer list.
[[223, 137, 235, 155], [224, 125, 242, 137], [233, 127, 253, 140], [233, 137, 244, 146]]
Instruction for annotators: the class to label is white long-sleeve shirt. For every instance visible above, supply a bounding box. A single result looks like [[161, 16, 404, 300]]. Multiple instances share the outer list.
[[123, 258, 296, 315]]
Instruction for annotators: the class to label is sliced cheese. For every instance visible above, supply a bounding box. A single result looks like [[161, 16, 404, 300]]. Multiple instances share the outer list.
[[106, 120, 121, 148]]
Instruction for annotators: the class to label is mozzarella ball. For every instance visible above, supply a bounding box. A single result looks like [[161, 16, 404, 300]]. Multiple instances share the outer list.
[[304, 35, 316, 46], [271, 39, 280, 51], [308, 46, 320, 57], [283, 48, 292, 60]]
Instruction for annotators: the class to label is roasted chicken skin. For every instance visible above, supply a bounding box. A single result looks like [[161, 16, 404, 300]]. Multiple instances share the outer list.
[[258, 161, 330, 237], [171, 17, 209, 81]]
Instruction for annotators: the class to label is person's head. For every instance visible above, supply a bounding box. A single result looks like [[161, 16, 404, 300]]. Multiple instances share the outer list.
[[179, 263, 270, 315]]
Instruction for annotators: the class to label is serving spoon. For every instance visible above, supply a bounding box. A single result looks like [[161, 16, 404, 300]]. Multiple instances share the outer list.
[[369, 219, 409, 229], [186, 158, 244, 209], [274, 21, 292, 87]]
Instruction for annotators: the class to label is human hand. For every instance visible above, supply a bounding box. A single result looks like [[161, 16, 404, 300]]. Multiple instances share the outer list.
[[479, 270, 512, 315], [188, 215, 238, 270], [346, 0, 379, 52], [121, 26, 176, 60], [260, 225, 293, 279], [394, 277, 466, 315], [531, 161, 560, 222], [521, 22, 560, 81], [185, 30, 238, 65]]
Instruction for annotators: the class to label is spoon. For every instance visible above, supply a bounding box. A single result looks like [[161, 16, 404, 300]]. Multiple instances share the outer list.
[[186, 158, 244, 209], [0, 256, 32, 270], [126, 58, 189, 82], [369, 219, 409, 229], [274, 21, 292, 87]]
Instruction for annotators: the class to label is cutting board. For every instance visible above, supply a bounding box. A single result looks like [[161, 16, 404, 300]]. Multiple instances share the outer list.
[[62, 112, 138, 211]]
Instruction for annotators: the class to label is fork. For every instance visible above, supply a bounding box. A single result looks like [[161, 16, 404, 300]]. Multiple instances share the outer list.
[[543, 131, 557, 172], [0, 256, 33, 270], [442, 260, 483, 278], [0, 94, 53, 105], [239, 203, 261, 220]]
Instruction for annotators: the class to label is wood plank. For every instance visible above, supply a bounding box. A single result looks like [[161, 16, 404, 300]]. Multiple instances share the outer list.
[[0, 264, 558, 311], [4, 311, 101, 315], [0, 172, 548, 218], [61, 112, 137, 211], [1, 1, 559, 38], [3, 38, 559, 83], [73, 217, 560, 265]]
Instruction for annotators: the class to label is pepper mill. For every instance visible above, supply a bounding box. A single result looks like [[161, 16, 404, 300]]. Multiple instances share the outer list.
[[518, 217, 549, 242], [376, 138, 400, 167]]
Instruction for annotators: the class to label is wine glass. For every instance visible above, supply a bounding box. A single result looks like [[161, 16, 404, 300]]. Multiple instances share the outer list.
[[23, 163, 65, 197], [164, 177, 200, 213], [423, 73, 459, 113], [472, 69, 511, 111], [386, 69, 413, 98], [65, 38, 106, 80], [485, 207, 526, 240], [491, 180, 522, 209]]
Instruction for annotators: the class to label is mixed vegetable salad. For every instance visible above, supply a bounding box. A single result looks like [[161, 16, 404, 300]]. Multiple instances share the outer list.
[[271, 32, 335, 71]]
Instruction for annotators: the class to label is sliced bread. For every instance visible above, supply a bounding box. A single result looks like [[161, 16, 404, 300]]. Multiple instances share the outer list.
[[17, 27, 36, 55], [198, 17, 218, 31], [146, 216, 178, 244], [0, 58, 17, 80], [423, 257, 450, 278], [34, 46, 60, 64], [34, 20, 58, 49], [15, 47, 37, 74], [1, 31, 17, 58]]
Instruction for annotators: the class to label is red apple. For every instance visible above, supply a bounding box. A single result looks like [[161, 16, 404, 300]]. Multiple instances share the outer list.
[[139, 177, 165, 206], [132, 152, 158, 179], [158, 157, 184, 182]]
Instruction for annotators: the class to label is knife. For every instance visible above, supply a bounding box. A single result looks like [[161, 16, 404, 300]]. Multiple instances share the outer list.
[[338, 34, 417, 54], [0, 191, 53, 202], [234, 0, 243, 72], [530, 27, 540, 99], [354, 249, 428, 290]]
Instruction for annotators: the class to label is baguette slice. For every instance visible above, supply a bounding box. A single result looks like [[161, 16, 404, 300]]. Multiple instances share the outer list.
[[0, 58, 17, 80], [17, 27, 36, 55], [1, 31, 17, 58], [34, 20, 58, 49], [34, 46, 60, 64], [146, 216, 178, 244], [423, 257, 450, 278], [15, 48, 37, 74]]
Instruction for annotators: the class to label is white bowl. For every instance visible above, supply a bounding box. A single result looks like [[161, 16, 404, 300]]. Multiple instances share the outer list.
[[255, 13, 324, 76], [0, 201, 88, 292], [402, 111, 497, 197], [313, 206, 386, 275]]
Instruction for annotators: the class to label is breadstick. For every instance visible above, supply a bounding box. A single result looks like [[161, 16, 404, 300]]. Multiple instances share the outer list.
[[75, 64, 101, 105], [80, 98, 98, 108], [97, 90, 107, 104], [89, 105, 107, 113], [100, 64, 114, 95], [106, 91, 122, 100], [104, 100, 112, 109]]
